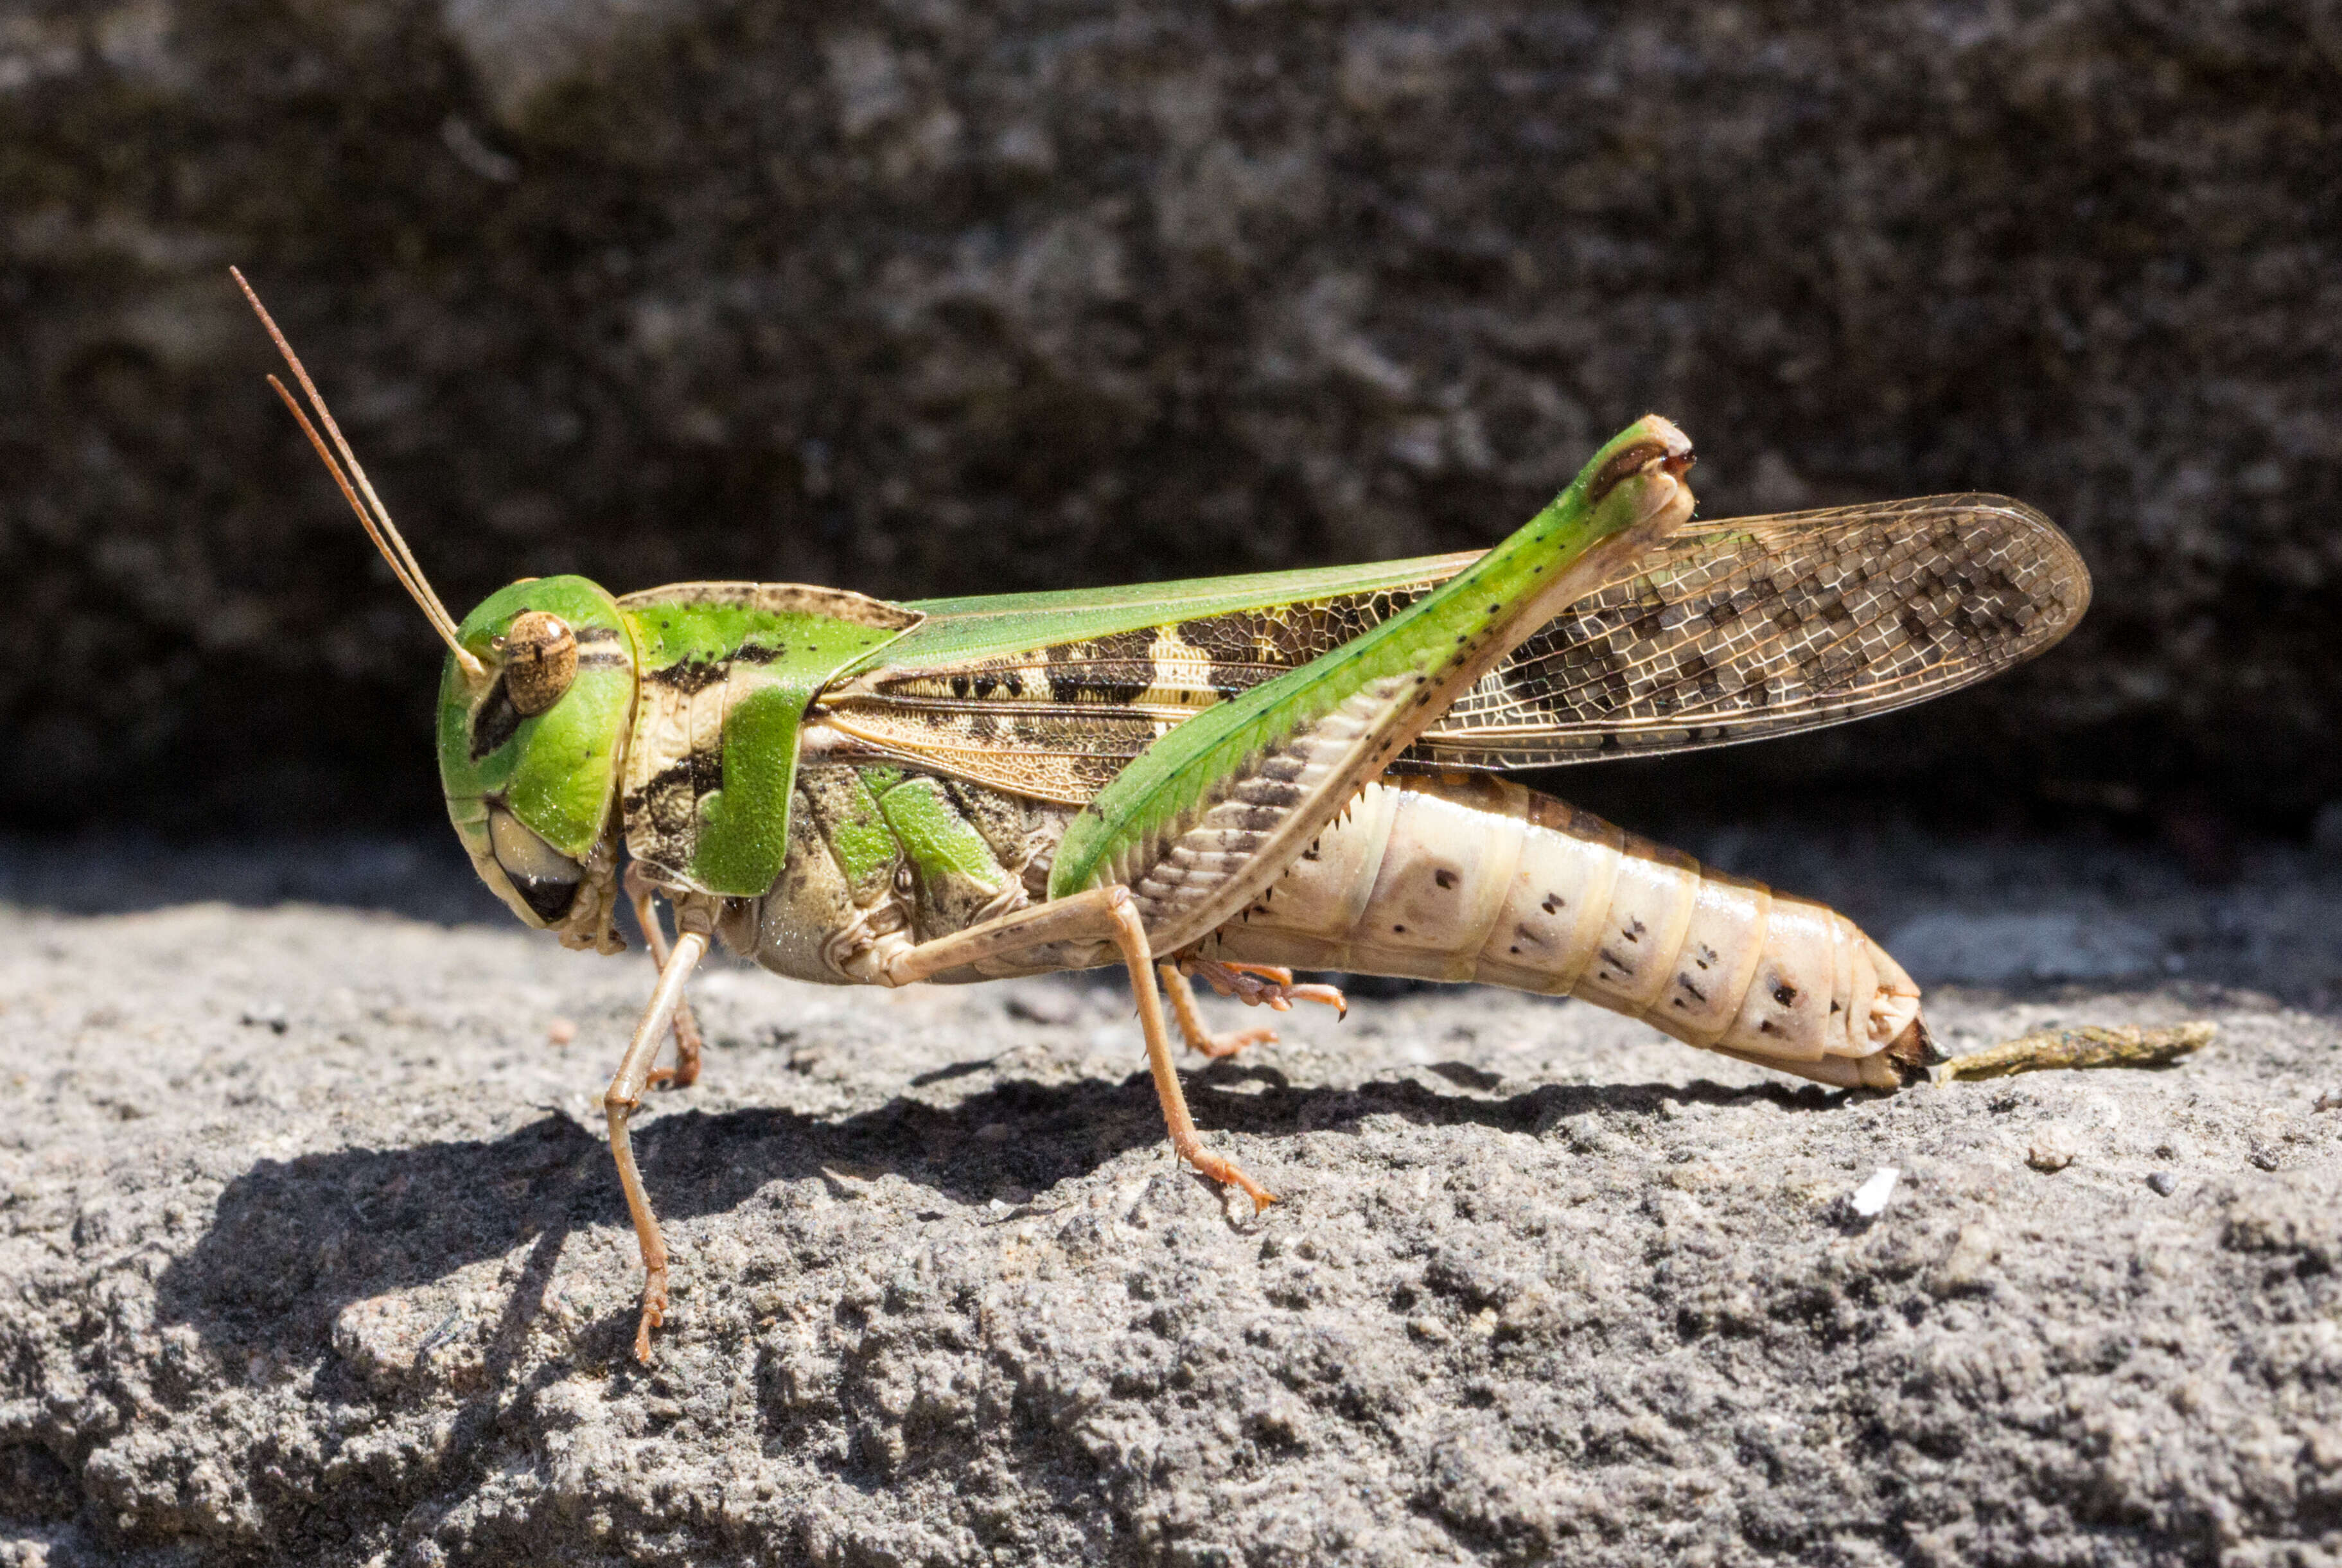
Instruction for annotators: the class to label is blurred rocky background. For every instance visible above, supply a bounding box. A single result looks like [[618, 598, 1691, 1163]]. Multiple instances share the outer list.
[[3, 0, 2338, 841]]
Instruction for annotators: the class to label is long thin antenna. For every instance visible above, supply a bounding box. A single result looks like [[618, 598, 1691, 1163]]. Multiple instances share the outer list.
[[229, 266, 487, 683]]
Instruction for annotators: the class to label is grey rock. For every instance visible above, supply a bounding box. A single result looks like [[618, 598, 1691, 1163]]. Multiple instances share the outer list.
[[3, 0, 2340, 832], [2314, 804, 2342, 857], [1887, 910, 2166, 985], [3, 831, 2342, 1562]]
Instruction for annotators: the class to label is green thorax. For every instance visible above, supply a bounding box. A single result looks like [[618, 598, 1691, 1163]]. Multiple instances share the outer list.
[[617, 583, 921, 897]]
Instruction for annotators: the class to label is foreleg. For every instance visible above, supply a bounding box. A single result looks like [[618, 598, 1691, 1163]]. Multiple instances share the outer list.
[[604, 903, 710, 1363]]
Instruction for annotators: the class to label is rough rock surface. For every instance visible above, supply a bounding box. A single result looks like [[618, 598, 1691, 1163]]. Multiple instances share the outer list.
[[4, 0, 2341, 831], [4, 829, 2341, 1564]]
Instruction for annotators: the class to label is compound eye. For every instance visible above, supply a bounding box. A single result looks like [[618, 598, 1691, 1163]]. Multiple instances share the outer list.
[[501, 611, 577, 716], [488, 802, 582, 921]]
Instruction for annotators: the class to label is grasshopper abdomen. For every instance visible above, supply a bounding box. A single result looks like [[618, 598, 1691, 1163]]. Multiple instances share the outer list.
[[1202, 773, 1932, 1089]]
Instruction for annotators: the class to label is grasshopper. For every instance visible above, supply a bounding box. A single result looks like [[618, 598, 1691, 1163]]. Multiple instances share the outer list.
[[236, 271, 2104, 1362]]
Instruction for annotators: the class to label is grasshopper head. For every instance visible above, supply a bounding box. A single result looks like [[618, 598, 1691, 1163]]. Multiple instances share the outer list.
[[439, 577, 636, 951], [231, 272, 640, 954]]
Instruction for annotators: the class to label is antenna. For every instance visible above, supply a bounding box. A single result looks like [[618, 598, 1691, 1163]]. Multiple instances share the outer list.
[[229, 267, 488, 683]]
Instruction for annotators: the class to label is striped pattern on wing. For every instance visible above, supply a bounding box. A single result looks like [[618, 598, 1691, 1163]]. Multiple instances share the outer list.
[[817, 581, 1448, 804], [815, 495, 2089, 800]]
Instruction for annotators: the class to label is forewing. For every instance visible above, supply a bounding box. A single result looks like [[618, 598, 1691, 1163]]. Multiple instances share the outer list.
[[816, 565, 1473, 804], [1414, 493, 2092, 768], [816, 494, 2088, 800]]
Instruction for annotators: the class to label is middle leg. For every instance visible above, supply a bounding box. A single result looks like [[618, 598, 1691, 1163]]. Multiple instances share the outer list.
[[882, 888, 1275, 1208]]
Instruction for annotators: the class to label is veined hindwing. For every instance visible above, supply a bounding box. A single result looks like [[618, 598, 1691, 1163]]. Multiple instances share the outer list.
[[1420, 493, 2091, 768], [814, 495, 2090, 806]]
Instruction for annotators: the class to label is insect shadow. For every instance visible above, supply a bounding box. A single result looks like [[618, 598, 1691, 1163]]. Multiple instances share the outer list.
[[150, 1063, 1839, 1363]]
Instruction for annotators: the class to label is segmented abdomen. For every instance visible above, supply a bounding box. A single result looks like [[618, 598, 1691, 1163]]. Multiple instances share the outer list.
[[1201, 775, 1930, 1089]]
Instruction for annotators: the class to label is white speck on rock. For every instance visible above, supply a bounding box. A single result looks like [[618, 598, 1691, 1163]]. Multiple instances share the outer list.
[[1850, 1167, 1899, 1217], [2029, 1127, 2080, 1172]]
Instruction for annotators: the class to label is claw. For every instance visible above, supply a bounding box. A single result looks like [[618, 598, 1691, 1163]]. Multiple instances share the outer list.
[[1184, 1145, 1276, 1211], [1285, 983, 1348, 1017], [634, 1269, 668, 1364]]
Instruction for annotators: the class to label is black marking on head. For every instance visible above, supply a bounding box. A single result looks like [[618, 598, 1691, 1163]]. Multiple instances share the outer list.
[[470, 676, 524, 760]]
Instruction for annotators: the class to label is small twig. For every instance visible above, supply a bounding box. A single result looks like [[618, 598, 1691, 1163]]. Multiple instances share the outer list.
[[1939, 1021, 2216, 1082]]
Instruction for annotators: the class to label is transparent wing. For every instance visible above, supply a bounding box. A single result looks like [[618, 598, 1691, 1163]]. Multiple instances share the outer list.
[[1412, 493, 2091, 768]]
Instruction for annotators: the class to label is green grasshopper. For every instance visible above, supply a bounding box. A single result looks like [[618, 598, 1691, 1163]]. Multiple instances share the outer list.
[[236, 271, 2099, 1362]]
